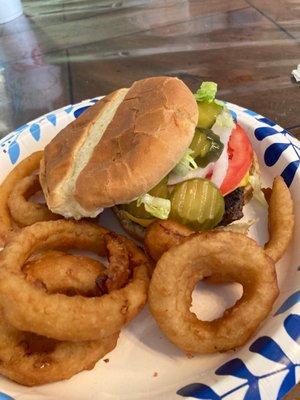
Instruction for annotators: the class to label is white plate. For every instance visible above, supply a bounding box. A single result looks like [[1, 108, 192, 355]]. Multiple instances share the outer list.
[[0, 98, 299, 400]]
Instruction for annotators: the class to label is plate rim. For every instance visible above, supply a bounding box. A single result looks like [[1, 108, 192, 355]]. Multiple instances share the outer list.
[[0, 99, 299, 400]]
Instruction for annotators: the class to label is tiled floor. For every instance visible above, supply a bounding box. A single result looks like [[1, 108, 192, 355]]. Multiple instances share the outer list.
[[0, 1, 299, 397]]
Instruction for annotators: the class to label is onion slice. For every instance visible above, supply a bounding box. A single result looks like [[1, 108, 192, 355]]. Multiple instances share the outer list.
[[210, 109, 235, 188], [168, 108, 235, 189], [168, 163, 214, 186]]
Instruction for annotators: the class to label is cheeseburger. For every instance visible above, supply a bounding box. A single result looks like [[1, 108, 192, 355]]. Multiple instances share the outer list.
[[40, 77, 260, 239]]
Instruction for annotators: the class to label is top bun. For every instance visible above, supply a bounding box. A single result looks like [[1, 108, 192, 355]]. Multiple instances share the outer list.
[[40, 76, 198, 219]]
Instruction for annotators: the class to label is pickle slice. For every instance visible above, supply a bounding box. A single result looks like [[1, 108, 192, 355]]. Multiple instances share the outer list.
[[197, 101, 223, 129], [190, 128, 211, 159], [170, 178, 225, 230], [121, 177, 169, 219], [149, 176, 169, 199], [190, 128, 224, 168]]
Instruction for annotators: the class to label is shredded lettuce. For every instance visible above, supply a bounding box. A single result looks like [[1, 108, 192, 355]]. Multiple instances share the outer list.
[[215, 99, 225, 107], [172, 148, 198, 177], [249, 173, 268, 207], [212, 107, 235, 130], [194, 81, 217, 103], [168, 162, 214, 186], [137, 194, 171, 219]]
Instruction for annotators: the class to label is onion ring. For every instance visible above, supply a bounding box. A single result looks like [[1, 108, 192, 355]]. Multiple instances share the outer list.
[[145, 219, 192, 261], [148, 231, 279, 353], [0, 250, 118, 386], [146, 177, 294, 263], [104, 233, 135, 292], [24, 250, 106, 296], [8, 175, 60, 227], [0, 151, 43, 245], [264, 176, 294, 262], [0, 326, 118, 386], [0, 220, 150, 341]]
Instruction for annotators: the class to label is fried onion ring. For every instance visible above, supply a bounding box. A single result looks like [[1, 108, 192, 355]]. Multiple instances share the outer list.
[[145, 219, 192, 261], [0, 325, 118, 386], [146, 177, 294, 263], [8, 175, 60, 227], [264, 176, 294, 262], [148, 231, 279, 353], [24, 251, 106, 296], [0, 151, 43, 245], [0, 220, 150, 341], [0, 250, 118, 386], [104, 233, 135, 292]]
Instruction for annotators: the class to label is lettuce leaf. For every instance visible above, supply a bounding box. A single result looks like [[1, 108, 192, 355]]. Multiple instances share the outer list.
[[172, 148, 198, 177], [212, 107, 235, 130], [194, 81, 218, 103], [209, 108, 235, 188], [215, 99, 225, 107], [249, 173, 268, 207], [137, 194, 171, 219]]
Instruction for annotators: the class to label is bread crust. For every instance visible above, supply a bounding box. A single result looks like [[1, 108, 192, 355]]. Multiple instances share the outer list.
[[40, 90, 126, 217], [75, 77, 198, 211], [41, 77, 198, 218]]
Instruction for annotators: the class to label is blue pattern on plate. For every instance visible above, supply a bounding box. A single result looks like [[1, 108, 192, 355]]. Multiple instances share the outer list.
[[0, 394, 14, 400], [178, 319, 300, 400], [177, 265, 300, 400], [275, 291, 300, 315], [2, 101, 299, 187], [74, 105, 91, 119], [230, 109, 237, 122], [0, 99, 96, 164], [46, 113, 57, 126], [243, 109, 260, 117], [253, 122, 300, 187], [8, 141, 20, 164], [284, 314, 300, 343], [1, 101, 299, 400], [64, 105, 74, 113], [29, 123, 41, 142], [281, 160, 300, 187], [254, 127, 279, 141], [14, 123, 29, 133], [257, 117, 277, 127], [177, 383, 222, 399], [264, 143, 290, 167]]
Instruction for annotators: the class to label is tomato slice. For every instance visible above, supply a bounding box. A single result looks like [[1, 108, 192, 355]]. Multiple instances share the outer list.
[[220, 124, 253, 195]]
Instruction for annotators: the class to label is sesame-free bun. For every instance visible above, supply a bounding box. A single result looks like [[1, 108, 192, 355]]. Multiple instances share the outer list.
[[40, 77, 198, 219]]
